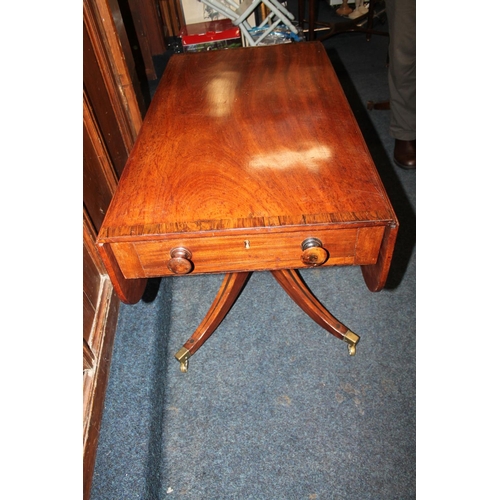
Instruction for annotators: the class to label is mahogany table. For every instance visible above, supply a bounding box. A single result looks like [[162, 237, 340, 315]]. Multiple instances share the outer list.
[[97, 41, 398, 372]]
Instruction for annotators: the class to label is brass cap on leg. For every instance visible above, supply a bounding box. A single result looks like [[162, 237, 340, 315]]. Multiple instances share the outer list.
[[175, 347, 192, 372], [343, 330, 360, 356]]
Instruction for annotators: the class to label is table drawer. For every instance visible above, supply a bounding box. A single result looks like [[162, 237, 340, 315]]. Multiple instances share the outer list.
[[110, 226, 386, 278]]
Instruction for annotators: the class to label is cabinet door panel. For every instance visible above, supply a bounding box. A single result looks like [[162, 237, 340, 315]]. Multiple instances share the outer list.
[[83, 21, 130, 174], [83, 93, 117, 232]]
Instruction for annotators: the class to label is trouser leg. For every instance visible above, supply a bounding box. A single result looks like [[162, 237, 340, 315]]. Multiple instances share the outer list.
[[385, 0, 416, 141]]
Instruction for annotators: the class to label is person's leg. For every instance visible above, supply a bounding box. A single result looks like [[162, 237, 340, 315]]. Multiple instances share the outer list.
[[385, 0, 416, 169]]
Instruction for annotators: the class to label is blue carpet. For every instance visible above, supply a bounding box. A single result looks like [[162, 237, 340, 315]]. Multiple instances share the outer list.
[[91, 2, 416, 498]]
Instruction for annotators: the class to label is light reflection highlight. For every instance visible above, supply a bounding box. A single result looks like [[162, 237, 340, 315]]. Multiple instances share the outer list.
[[206, 71, 239, 118], [248, 145, 332, 171]]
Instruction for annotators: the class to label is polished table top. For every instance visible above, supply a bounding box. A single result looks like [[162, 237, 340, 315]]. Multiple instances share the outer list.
[[97, 42, 398, 305]]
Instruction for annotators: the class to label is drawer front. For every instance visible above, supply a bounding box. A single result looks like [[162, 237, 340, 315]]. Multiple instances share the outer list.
[[111, 226, 385, 278]]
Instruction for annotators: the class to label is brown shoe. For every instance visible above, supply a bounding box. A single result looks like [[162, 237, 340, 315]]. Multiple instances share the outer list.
[[394, 139, 416, 170]]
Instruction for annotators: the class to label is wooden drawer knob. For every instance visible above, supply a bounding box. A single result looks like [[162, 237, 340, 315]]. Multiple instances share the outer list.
[[167, 247, 193, 274], [301, 238, 328, 267]]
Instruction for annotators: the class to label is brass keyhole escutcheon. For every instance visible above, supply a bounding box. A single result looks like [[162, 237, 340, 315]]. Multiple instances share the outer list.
[[301, 238, 328, 267], [167, 247, 194, 274]]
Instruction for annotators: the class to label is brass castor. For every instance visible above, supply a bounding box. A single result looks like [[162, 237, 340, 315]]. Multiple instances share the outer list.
[[343, 330, 360, 356], [175, 347, 191, 373]]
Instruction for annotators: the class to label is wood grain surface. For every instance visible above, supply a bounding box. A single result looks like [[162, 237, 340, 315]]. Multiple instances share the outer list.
[[97, 42, 398, 297]]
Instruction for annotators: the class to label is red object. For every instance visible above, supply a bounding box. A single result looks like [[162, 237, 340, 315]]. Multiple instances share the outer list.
[[180, 19, 240, 47]]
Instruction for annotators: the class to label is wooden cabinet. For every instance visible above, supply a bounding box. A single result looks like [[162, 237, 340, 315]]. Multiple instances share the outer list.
[[82, 0, 219, 495], [123, 0, 166, 80], [158, 0, 185, 38], [83, 0, 146, 498]]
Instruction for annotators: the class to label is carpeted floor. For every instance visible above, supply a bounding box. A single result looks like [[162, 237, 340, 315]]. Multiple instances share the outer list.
[[91, 2, 416, 498]]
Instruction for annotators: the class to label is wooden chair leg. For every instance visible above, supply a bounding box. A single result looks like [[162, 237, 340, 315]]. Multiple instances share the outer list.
[[271, 269, 359, 355], [175, 272, 251, 372]]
